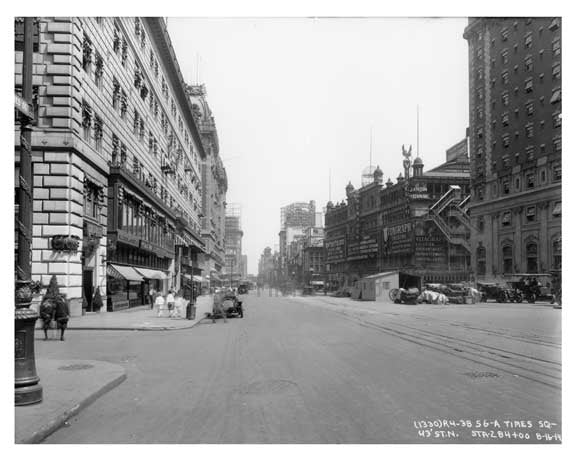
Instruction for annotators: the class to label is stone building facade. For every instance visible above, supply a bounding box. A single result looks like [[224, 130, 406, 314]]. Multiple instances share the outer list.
[[464, 18, 561, 280], [14, 17, 206, 315], [186, 84, 227, 288]]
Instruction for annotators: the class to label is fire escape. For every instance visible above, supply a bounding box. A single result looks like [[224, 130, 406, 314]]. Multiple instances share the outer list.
[[427, 186, 472, 253]]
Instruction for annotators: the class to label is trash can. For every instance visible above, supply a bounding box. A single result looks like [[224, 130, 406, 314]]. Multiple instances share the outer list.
[[186, 300, 196, 320]]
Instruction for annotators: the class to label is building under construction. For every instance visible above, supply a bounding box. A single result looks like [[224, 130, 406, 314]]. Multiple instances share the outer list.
[[224, 204, 243, 287]]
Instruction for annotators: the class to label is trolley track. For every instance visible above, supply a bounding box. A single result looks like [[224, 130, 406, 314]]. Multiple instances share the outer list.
[[293, 299, 562, 390]]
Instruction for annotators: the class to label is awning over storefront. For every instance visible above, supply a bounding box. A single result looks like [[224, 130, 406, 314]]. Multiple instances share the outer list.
[[182, 274, 192, 280], [134, 267, 169, 280], [193, 275, 204, 283], [107, 264, 144, 282]]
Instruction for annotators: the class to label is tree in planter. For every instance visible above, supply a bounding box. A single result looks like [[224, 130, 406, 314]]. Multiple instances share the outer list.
[[92, 287, 104, 312]]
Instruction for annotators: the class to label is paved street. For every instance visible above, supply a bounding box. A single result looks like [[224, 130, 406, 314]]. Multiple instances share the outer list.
[[40, 293, 561, 444]]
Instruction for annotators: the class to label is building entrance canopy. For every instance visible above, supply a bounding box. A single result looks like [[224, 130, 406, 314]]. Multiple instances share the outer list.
[[107, 264, 144, 282]]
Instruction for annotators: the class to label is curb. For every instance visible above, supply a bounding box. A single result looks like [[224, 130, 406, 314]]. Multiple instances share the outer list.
[[17, 371, 127, 444]]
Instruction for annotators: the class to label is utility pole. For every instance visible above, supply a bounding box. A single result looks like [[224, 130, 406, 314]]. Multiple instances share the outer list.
[[15, 17, 43, 406]]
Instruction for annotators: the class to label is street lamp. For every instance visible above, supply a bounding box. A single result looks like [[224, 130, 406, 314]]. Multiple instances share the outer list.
[[15, 17, 42, 406]]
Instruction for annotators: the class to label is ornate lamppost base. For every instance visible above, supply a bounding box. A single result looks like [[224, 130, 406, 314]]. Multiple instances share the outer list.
[[15, 303, 43, 406], [15, 383, 43, 406]]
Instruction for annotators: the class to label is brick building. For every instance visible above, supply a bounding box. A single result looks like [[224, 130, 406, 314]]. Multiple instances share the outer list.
[[14, 17, 206, 314], [325, 142, 472, 290], [463, 18, 561, 280]]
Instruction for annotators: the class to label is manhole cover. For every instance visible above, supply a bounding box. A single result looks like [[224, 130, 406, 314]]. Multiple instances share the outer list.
[[463, 371, 500, 379], [238, 379, 297, 396], [58, 364, 94, 371]]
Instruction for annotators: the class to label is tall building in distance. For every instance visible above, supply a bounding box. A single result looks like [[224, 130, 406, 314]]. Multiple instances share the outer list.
[[186, 83, 228, 287], [224, 203, 243, 287], [278, 201, 317, 281], [463, 18, 561, 280]]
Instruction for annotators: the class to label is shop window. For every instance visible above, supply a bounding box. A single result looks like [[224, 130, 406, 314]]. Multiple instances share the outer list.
[[526, 242, 538, 273], [502, 245, 513, 274]]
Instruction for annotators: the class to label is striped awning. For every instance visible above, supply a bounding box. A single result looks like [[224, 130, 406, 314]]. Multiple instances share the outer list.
[[107, 264, 144, 282], [134, 267, 169, 280]]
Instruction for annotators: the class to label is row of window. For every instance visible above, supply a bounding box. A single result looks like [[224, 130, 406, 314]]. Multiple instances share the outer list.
[[82, 20, 200, 176], [476, 236, 561, 275]]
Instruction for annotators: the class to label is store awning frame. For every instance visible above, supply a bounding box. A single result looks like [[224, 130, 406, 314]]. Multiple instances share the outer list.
[[107, 264, 144, 282], [134, 267, 169, 280]]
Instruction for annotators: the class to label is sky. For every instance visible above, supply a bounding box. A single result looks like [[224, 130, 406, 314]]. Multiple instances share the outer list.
[[168, 17, 470, 275]]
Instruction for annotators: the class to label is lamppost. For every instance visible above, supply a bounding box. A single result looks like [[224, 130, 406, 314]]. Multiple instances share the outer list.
[[15, 17, 43, 406]]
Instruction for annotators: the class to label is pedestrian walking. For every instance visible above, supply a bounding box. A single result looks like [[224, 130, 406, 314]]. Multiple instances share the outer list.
[[155, 292, 166, 317], [39, 299, 55, 340], [149, 287, 156, 310], [166, 289, 176, 318], [53, 295, 70, 341]]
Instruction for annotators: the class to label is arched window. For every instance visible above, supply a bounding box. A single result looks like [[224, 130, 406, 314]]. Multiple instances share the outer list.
[[476, 246, 486, 276], [526, 242, 538, 273], [502, 245, 513, 274]]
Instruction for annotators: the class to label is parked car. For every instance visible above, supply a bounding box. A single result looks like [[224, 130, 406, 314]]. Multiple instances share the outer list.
[[507, 274, 554, 303], [389, 287, 420, 305], [210, 290, 244, 319], [477, 282, 522, 303]]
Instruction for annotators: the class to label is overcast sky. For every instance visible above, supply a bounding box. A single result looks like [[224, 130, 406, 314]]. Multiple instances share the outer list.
[[167, 17, 469, 274]]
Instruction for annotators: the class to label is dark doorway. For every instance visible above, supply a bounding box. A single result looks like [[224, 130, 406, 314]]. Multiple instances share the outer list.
[[83, 269, 94, 311]]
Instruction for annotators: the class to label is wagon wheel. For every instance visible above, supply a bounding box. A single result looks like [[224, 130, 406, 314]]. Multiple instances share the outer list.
[[389, 288, 400, 301]]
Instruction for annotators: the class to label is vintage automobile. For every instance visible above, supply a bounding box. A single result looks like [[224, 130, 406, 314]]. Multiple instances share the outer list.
[[237, 283, 249, 295], [507, 274, 554, 303], [389, 287, 420, 305], [208, 290, 244, 319], [477, 282, 522, 303]]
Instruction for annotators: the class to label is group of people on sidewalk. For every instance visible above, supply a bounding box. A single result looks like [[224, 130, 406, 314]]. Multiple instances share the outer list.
[[148, 287, 197, 319]]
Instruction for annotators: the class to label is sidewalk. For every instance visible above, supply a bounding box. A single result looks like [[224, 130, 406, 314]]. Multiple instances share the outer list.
[[18, 295, 216, 443], [15, 359, 126, 444], [37, 295, 214, 331]]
